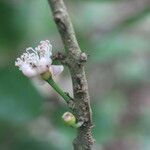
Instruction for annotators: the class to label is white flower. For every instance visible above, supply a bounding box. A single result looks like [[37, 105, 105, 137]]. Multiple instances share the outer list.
[[15, 40, 64, 78]]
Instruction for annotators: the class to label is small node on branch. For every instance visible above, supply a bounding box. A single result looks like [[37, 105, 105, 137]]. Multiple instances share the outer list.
[[52, 52, 69, 65], [79, 52, 88, 62], [52, 51, 65, 60], [76, 52, 88, 67]]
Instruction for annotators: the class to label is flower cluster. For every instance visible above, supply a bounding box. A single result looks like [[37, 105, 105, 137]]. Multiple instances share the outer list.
[[15, 40, 63, 78]]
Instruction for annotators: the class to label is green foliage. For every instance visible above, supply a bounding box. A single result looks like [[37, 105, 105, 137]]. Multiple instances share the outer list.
[[93, 91, 126, 142], [0, 0, 150, 149], [0, 68, 42, 124]]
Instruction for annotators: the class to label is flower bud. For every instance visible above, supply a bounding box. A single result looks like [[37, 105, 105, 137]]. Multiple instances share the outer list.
[[62, 112, 76, 127]]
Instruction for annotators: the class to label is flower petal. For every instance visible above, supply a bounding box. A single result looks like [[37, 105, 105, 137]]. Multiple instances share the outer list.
[[49, 65, 64, 76], [38, 57, 52, 73], [21, 64, 38, 77]]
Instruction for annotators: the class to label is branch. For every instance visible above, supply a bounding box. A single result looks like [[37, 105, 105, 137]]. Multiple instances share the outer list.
[[48, 0, 94, 149]]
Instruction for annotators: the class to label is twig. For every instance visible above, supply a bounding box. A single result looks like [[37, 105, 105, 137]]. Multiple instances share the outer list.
[[48, 0, 94, 149]]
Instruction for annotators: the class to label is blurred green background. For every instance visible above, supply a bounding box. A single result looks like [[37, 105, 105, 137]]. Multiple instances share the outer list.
[[0, 0, 150, 150]]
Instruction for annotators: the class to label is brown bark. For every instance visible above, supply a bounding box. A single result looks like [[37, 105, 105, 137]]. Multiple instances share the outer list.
[[48, 0, 94, 149]]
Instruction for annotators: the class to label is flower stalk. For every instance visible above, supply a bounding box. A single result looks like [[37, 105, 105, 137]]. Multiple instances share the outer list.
[[44, 77, 71, 103]]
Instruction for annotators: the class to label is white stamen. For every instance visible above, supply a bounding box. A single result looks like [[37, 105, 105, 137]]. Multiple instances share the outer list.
[[15, 40, 63, 78]]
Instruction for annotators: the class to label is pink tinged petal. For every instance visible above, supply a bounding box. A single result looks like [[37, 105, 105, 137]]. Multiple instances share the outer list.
[[39, 57, 52, 67], [20, 64, 37, 78], [38, 57, 52, 73], [49, 65, 64, 76]]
